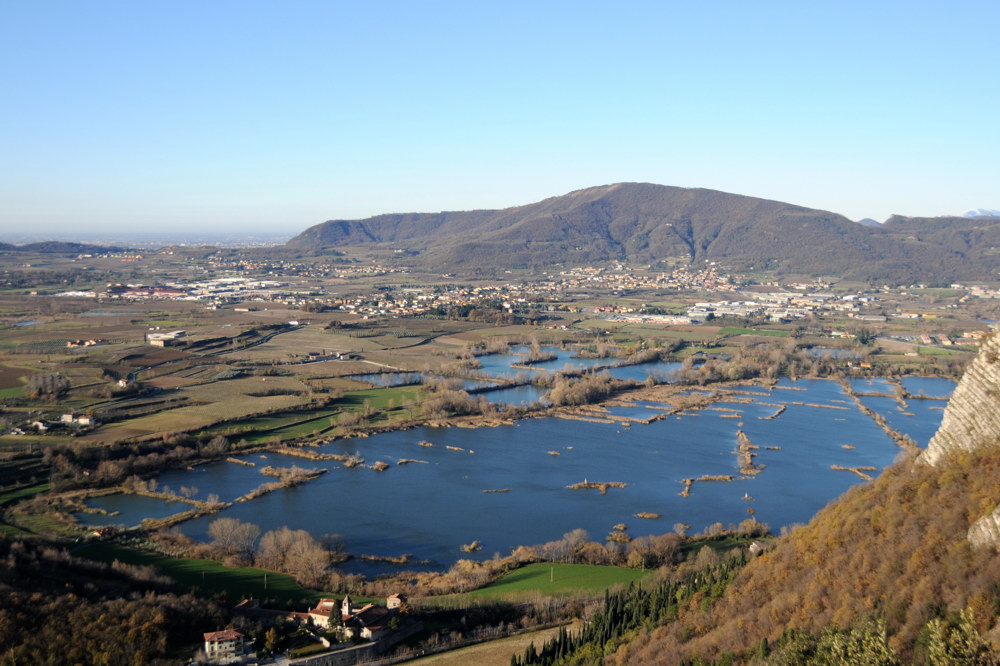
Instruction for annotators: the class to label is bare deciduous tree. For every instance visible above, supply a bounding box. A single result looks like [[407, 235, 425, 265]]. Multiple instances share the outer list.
[[208, 517, 260, 563]]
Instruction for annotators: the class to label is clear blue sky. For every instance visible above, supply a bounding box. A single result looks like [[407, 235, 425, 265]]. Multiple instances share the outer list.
[[2, 1, 997, 237]]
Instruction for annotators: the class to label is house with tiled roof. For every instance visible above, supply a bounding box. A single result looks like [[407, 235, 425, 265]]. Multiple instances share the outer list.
[[346, 603, 393, 641], [306, 594, 403, 641], [202, 629, 244, 663], [307, 598, 340, 628]]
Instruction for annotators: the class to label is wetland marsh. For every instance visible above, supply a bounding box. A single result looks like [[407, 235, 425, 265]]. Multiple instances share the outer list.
[[79, 375, 953, 574]]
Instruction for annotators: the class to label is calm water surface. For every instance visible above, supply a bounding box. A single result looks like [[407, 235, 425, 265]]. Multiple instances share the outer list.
[[80, 374, 954, 574]]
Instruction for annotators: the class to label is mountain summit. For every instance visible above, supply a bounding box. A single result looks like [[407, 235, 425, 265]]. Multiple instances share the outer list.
[[963, 208, 1000, 218], [286, 183, 1000, 283]]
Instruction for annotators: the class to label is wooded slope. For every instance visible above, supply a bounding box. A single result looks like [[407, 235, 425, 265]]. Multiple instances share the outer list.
[[285, 183, 1000, 282]]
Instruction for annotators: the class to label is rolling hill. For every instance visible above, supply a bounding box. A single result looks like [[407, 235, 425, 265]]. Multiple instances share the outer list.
[[286, 183, 1000, 283]]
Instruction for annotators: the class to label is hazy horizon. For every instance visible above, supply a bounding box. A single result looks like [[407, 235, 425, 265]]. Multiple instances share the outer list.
[[3, 2, 997, 235]]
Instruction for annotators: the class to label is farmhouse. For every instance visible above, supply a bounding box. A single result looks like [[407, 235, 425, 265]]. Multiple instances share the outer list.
[[202, 629, 244, 663], [307, 594, 407, 641], [146, 330, 186, 346], [60, 413, 94, 427]]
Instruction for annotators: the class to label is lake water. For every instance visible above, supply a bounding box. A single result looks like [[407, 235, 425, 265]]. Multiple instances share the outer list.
[[473, 346, 614, 380], [78, 374, 954, 575], [348, 350, 682, 406]]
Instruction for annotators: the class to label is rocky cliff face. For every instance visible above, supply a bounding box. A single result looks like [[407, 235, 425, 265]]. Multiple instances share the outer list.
[[968, 511, 1000, 548], [922, 332, 1000, 546], [923, 333, 1000, 466]]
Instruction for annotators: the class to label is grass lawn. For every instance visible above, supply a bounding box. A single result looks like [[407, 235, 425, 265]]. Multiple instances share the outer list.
[[719, 327, 790, 337], [11, 512, 74, 537], [0, 434, 62, 450], [466, 563, 651, 601], [340, 387, 423, 410], [204, 411, 337, 438], [0, 522, 31, 536], [77, 541, 322, 605], [0, 482, 50, 506], [917, 346, 971, 357]]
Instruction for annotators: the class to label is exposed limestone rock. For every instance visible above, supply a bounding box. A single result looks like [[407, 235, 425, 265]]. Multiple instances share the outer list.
[[918, 333, 1000, 548], [922, 333, 1000, 467], [968, 508, 1000, 548]]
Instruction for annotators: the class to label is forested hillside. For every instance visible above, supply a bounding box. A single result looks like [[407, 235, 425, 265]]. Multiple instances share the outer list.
[[0, 537, 226, 664], [600, 335, 1000, 664], [284, 183, 1000, 283]]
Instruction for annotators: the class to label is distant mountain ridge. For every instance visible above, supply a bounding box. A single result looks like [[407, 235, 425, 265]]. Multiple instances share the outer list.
[[0, 241, 123, 254], [963, 208, 1000, 218], [286, 183, 1000, 283]]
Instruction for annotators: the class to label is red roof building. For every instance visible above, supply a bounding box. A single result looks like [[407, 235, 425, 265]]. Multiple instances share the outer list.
[[202, 629, 244, 662]]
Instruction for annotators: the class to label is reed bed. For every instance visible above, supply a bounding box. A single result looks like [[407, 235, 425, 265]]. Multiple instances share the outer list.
[[736, 430, 763, 476], [566, 480, 627, 495], [759, 404, 786, 420], [831, 464, 877, 480]]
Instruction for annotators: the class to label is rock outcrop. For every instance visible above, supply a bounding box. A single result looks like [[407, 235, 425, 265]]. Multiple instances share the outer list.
[[922, 332, 1000, 466], [920, 332, 1000, 548], [969, 510, 1000, 548]]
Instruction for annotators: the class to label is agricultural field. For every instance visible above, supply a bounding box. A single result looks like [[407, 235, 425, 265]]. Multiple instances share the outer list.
[[407, 622, 578, 666], [0, 248, 987, 537], [78, 541, 324, 604], [463, 563, 652, 601]]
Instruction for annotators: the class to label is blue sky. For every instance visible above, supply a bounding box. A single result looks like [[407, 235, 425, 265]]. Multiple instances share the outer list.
[[2, 1, 997, 237]]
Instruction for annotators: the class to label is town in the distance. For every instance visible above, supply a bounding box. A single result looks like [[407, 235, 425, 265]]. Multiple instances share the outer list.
[[2, 200, 1000, 665]]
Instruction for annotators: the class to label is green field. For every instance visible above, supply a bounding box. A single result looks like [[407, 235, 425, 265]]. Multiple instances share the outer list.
[[466, 563, 652, 600], [917, 346, 970, 357], [199, 385, 423, 443], [0, 482, 50, 507], [719, 327, 791, 337], [78, 542, 322, 604]]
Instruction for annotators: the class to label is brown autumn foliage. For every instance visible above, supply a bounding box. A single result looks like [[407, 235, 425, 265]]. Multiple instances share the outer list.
[[608, 446, 1000, 664], [0, 535, 226, 664]]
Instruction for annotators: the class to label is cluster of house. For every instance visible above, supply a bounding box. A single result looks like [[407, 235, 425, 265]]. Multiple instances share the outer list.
[[206, 593, 409, 660], [893, 331, 988, 347], [684, 291, 882, 324], [306, 593, 407, 641], [12, 412, 94, 436], [105, 284, 190, 299], [544, 264, 737, 293]]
